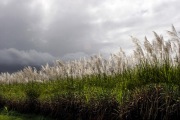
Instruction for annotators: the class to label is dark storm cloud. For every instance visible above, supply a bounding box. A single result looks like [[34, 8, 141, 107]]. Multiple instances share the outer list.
[[0, 48, 56, 73], [0, 48, 55, 65]]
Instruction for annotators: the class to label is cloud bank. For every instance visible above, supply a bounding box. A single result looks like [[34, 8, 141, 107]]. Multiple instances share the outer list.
[[0, 48, 56, 72]]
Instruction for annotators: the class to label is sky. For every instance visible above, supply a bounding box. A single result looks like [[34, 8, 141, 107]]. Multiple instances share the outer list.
[[0, 0, 180, 73]]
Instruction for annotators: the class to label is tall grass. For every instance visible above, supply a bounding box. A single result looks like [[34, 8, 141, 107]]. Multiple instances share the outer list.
[[0, 26, 179, 85], [0, 25, 180, 119]]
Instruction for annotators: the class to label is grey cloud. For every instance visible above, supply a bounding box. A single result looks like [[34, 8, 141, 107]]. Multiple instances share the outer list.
[[0, 0, 44, 50], [62, 52, 89, 60], [93, 0, 180, 49], [0, 48, 56, 65], [0, 48, 56, 73], [39, 0, 107, 56], [0, 0, 109, 56]]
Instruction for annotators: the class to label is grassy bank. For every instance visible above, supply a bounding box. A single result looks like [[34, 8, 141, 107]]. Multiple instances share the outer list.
[[0, 26, 180, 119], [0, 66, 179, 119]]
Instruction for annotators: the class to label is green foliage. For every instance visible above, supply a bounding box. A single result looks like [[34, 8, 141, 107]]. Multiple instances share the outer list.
[[24, 82, 41, 100]]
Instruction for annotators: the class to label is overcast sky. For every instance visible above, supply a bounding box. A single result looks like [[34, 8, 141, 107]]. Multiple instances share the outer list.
[[0, 0, 180, 73]]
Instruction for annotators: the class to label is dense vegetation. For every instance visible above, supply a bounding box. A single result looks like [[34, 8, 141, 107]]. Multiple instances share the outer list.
[[0, 26, 180, 120]]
